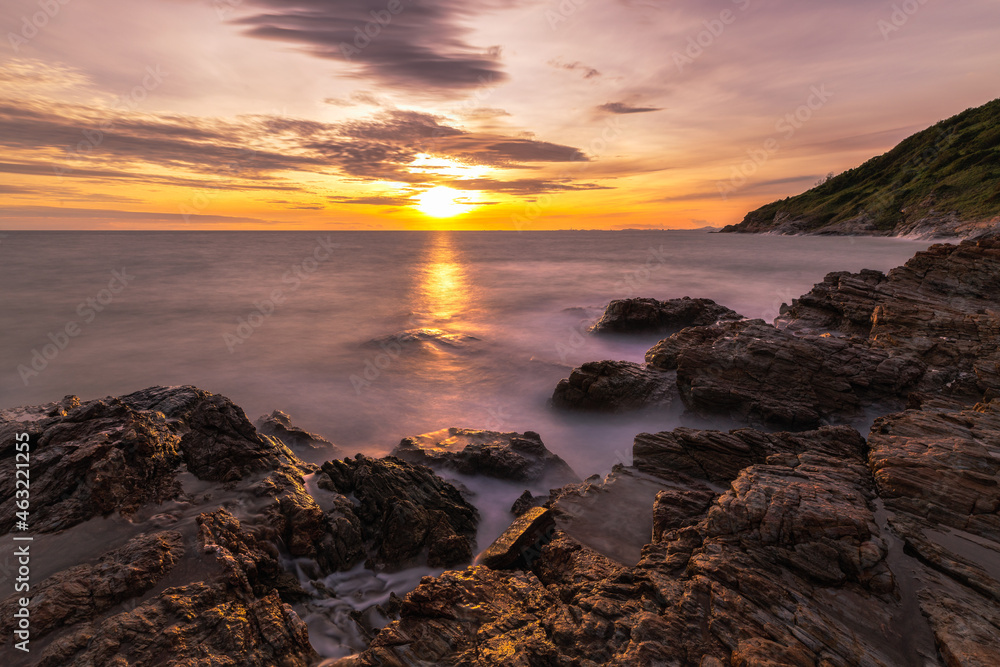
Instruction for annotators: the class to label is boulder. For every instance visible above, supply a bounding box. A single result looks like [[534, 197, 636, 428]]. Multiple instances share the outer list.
[[478, 507, 557, 570], [392, 428, 578, 486], [317, 454, 479, 569], [255, 409, 339, 454], [551, 360, 675, 413], [590, 296, 741, 334]]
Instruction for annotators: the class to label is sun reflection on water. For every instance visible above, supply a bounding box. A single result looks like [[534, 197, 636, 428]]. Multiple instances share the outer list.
[[414, 232, 471, 324]]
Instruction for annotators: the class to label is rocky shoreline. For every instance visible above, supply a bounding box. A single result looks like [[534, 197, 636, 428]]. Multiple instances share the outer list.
[[3, 238, 1000, 666]]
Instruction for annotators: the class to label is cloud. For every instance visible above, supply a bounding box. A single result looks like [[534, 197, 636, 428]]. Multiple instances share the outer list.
[[233, 0, 508, 93], [444, 178, 611, 195], [597, 102, 662, 114], [0, 205, 278, 225], [327, 194, 414, 206], [549, 60, 602, 79]]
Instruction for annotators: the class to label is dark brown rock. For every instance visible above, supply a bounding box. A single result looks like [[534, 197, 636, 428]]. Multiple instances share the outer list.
[[392, 428, 578, 486], [318, 454, 479, 569], [868, 399, 1000, 664], [591, 297, 742, 334], [552, 360, 675, 413], [350, 425, 930, 667], [478, 507, 556, 570], [255, 409, 339, 454]]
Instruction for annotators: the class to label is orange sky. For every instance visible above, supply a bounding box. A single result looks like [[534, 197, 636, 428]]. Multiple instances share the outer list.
[[1, 0, 998, 230]]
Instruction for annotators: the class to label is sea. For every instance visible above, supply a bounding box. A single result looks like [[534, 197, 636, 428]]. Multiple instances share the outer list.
[[0, 229, 932, 659]]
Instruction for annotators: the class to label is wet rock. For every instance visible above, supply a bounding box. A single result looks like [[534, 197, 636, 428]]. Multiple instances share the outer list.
[[0, 387, 320, 666], [511, 490, 545, 517], [651, 318, 924, 427], [317, 454, 479, 569], [868, 399, 1000, 664], [392, 428, 578, 486], [778, 237, 1000, 398], [478, 507, 557, 570], [590, 296, 742, 334], [255, 409, 339, 454], [350, 424, 938, 667], [0, 531, 184, 643], [573, 238, 1000, 426], [552, 360, 675, 413]]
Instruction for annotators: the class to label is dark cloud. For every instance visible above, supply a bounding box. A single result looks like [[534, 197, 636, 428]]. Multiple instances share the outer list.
[[0, 98, 591, 195], [444, 178, 611, 195], [327, 194, 414, 206], [233, 0, 508, 93], [597, 102, 662, 114]]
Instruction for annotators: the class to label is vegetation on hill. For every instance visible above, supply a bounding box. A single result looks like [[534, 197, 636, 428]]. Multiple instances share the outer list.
[[727, 97, 1000, 233]]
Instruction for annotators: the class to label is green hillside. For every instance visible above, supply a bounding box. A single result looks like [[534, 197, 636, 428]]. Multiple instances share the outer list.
[[722, 97, 1000, 235]]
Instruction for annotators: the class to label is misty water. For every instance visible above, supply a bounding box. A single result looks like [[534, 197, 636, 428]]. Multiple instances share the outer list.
[[0, 230, 931, 659]]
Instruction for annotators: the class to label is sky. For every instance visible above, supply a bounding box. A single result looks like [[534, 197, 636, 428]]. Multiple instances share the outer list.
[[0, 0, 998, 230]]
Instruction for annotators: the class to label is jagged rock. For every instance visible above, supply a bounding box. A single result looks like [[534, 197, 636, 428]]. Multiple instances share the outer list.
[[0, 531, 184, 642], [511, 490, 545, 517], [0, 386, 303, 534], [255, 409, 339, 454], [317, 454, 479, 569], [478, 507, 557, 570], [0, 387, 320, 666], [572, 239, 1000, 426], [868, 399, 1000, 664], [778, 238, 1000, 398], [350, 425, 933, 667], [590, 297, 742, 334], [392, 428, 578, 486], [651, 318, 924, 426], [552, 360, 675, 413]]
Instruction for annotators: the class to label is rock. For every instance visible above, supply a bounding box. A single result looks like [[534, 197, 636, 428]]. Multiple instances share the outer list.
[[868, 398, 1000, 664], [0, 387, 321, 666], [255, 409, 339, 454], [317, 454, 479, 569], [510, 490, 544, 517], [590, 297, 742, 334], [569, 238, 1000, 426], [778, 238, 1000, 399], [478, 507, 557, 570], [350, 425, 936, 667], [552, 360, 675, 413], [392, 428, 578, 486], [0, 531, 184, 643], [655, 319, 924, 426]]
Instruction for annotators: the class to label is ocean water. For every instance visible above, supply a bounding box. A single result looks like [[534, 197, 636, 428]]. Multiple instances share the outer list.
[[1, 230, 929, 478], [1, 230, 934, 659]]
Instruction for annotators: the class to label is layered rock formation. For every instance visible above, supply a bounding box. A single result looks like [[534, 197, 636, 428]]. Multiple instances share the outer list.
[[347, 422, 965, 666], [556, 237, 1000, 427], [590, 297, 742, 335], [551, 360, 675, 413], [0, 387, 478, 666]]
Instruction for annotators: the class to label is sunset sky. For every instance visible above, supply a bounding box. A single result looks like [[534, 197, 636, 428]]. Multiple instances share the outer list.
[[1, 0, 998, 230]]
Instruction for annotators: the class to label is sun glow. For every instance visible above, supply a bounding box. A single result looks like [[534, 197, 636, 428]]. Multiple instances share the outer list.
[[408, 154, 488, 218], [415, 186, 478, 217]]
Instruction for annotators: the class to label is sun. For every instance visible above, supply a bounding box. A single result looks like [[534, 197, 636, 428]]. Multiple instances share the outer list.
[[415, 186, 477, 218]]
